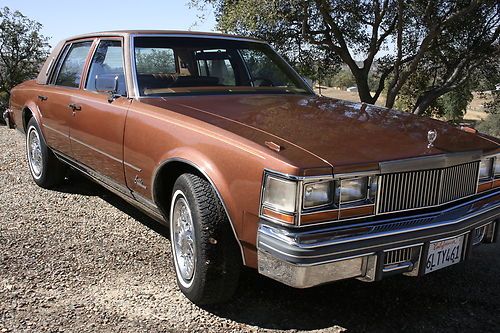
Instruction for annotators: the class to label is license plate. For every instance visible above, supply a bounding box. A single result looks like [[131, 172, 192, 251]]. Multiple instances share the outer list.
[[425, 235, 465, 274]]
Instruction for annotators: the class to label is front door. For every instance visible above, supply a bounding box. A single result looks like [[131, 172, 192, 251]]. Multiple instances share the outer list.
[[69, 39, 131, 189]]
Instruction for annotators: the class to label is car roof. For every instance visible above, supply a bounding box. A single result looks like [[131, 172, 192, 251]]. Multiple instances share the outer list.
[[64, 30, 266, 43]]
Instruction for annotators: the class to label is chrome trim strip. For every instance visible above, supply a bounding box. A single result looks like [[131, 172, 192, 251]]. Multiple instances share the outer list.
[[379, 151, 482, 173], [258, 245, 375, 267], [258, 213, 494, 260], [68, 137, 141, 173], [53, 151, 164, 222], [259, 201, 499, 252], [70, 136, 122, 164], [151, 157, 246, 265], [124, 161, 142, 172], [42, 123, 69, 138]]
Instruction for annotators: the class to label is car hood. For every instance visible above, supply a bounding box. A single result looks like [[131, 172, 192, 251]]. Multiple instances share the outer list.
[[142, 94, 499, 171]]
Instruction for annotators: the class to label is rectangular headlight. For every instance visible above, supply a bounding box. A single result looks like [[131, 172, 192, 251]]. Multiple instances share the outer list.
[[336, 177, 369, 204], [262, 175, 297, 212], [479, 158, 493, 179], [303, 180, 334, 209]]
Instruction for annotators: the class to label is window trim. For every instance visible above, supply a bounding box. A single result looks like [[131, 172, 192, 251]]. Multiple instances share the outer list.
[[49, 38, 96, 90], [83, 37, 128, 98]]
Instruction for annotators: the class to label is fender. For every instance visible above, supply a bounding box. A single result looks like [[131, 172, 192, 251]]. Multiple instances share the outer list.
[[152, 149, 246, 265], [21, 101, 44, 137]]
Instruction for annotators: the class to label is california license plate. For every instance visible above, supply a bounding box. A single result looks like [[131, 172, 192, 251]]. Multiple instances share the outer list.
[[425, 235, 465, 274]]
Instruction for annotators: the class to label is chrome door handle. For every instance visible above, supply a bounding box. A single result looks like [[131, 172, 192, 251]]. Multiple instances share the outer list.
[[38, 95, 48, 101], [68, 103, 81, 111]]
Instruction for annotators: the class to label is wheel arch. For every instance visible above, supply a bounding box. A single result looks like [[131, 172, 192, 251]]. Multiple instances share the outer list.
[[21, 102, 43, 135], [152, 157, 246, 265]]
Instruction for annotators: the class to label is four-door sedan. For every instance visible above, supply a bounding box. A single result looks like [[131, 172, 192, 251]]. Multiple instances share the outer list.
[[4, 30, 500, 305]]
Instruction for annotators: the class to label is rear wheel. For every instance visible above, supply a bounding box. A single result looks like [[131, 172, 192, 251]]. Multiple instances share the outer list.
[[169, 173, 241, 305], [26, 117, 66, 188]]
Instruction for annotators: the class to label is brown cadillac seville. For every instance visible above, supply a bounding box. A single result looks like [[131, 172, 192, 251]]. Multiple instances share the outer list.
[[4, 30, 500, 305]]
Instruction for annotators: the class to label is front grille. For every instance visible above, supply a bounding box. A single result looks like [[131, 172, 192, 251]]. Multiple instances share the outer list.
[[378, 161, 479, 214], [384, 247, 414, 265]]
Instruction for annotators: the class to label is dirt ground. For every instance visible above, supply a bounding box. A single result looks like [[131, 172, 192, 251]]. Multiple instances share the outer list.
[[1, 125, 499, 333]]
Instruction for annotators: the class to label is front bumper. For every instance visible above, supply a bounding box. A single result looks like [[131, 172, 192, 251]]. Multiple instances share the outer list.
[[257, 190, 500, 288], [3, 108, 14, 129]]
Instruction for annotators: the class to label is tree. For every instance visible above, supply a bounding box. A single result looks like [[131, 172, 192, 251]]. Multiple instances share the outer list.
[[477, 91, 500, 137], [0, 7, 50, 114], [191, 0, 500, 116]]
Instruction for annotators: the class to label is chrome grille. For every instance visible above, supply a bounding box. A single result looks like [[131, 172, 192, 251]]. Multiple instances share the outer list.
[[378, 161, 479, 214], [384, 247, 414, 265]]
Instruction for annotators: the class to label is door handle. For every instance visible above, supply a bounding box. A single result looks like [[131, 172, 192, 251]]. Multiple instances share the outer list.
[[38, 95, 48, 101], [68, 103, 82, 111]]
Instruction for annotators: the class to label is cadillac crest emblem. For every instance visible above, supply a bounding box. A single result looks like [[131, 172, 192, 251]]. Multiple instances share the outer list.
[[427, 129, 437, 148]]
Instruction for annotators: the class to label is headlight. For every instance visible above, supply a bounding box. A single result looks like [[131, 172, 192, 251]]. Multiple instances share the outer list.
[[479, 158, 494, 179], [303, 180, 334, 208], [336, 177, 368, 203], [262, 175, 297, 212]]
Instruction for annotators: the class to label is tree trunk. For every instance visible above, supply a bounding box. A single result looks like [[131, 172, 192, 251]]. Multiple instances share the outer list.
[[412, 90, 441, 115], [352, 69, 375, 104], [385, 88, 398, 109]]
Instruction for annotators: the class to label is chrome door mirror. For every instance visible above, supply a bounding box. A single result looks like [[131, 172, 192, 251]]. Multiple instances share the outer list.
[[95, 74, 121, 103]]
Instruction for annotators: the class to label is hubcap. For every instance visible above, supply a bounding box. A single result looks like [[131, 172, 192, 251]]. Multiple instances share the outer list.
[[27, 128, 43, 178], [172, 196, 196, 283]]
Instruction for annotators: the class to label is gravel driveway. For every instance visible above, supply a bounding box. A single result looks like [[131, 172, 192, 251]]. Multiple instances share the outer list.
[[1, 124, 499, 333]]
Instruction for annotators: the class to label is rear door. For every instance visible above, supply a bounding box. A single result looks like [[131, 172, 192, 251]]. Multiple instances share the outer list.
[[69, 38, 131, 189], [38, 40, 94, 156]]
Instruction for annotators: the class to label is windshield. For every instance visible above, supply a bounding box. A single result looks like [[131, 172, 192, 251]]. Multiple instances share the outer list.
[[132, 36, 312, 96]]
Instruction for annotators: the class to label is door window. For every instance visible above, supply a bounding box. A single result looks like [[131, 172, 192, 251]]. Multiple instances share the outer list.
[[86, 40, 126, 96], [54, 41, 92, 88]]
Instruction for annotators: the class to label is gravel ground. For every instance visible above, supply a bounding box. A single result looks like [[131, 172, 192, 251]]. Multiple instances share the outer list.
[[0, 124, 499, 333]]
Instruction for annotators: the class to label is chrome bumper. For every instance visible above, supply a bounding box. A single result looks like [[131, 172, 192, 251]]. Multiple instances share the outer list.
[[3, 108, 14, 129], [257, 190, 500, 288]]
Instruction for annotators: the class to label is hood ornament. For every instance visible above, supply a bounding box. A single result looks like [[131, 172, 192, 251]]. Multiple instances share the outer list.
[[427, 129, 437, 148]]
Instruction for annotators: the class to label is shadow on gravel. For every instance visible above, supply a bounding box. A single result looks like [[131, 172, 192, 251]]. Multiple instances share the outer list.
[[204, 246, 500, 332], [49, 170, 499, 333], [54, 171, 170, 239]]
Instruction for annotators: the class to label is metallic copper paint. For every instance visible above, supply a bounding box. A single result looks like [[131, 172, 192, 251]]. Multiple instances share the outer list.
[[8, 31, 500, 269]]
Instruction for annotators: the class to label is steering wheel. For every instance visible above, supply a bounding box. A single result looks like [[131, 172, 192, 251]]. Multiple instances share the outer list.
[[249, 77, 275, 87]]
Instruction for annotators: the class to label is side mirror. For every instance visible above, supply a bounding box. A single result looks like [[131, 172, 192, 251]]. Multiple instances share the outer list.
[[95, 74, 121, 103]]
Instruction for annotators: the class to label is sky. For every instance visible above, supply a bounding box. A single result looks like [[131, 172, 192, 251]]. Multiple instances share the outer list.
[[1, 0, 217, 49]]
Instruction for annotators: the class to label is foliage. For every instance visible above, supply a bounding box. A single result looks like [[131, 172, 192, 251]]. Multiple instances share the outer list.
[[192, 0, 500, 117], [476, 91, 500, 138], [0, 7, 50, 113], [135, 49, 176, 74], [395, 74, 474, 121], [190, 0, 342, 82]]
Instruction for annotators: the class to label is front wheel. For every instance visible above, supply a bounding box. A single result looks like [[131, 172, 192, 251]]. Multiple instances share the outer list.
[[26, 117, 66, 188], [169, 173, 241, 305]]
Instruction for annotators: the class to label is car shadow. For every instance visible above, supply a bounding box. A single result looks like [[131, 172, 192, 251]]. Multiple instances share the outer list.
[[54, 170, 170, 239], [205, 244, 500, 332], [51, 172, 499, 332]]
